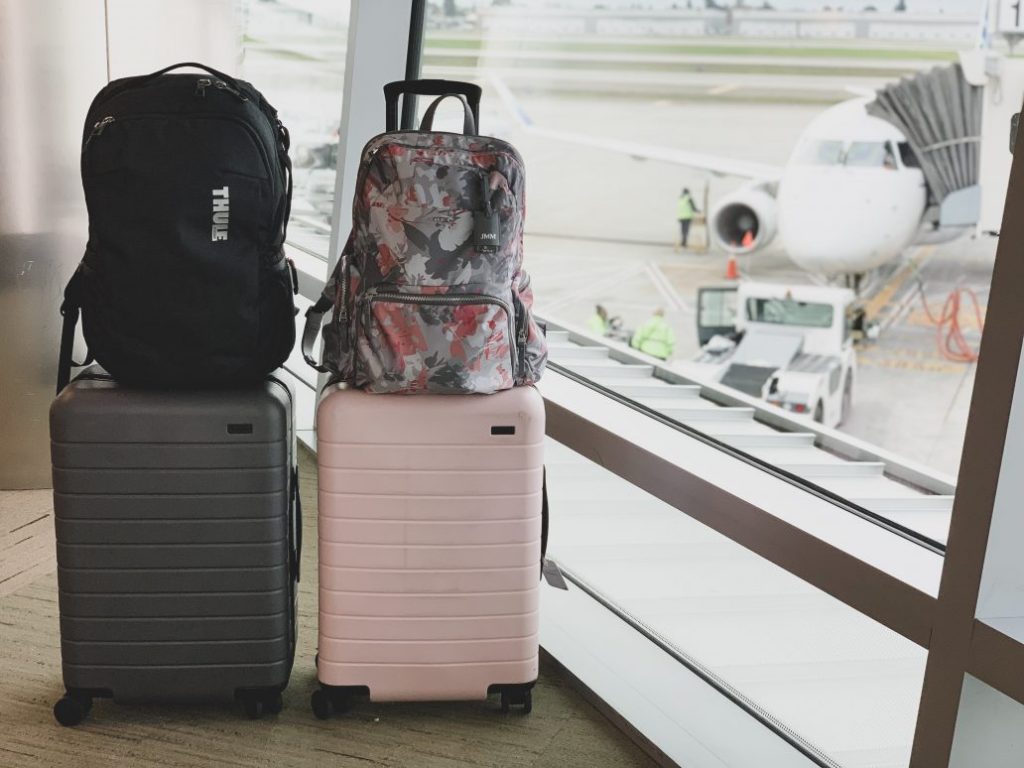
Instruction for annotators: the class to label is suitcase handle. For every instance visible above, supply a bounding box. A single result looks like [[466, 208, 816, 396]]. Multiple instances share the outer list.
[[384, 79, 481, 132], [291, 466, 302, 582]]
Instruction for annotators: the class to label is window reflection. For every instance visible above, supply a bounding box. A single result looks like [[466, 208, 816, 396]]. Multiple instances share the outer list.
[[746, 298, 834, 329], [238, 0, 350, 260]]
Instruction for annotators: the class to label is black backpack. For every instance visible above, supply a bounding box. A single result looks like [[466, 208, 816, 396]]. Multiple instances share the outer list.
[[57, 62, 298, 392]]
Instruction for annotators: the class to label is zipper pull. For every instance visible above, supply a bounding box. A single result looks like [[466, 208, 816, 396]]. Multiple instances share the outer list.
[[214, 80, 247, 102], [85, 116, 115, 146], [195, 77, 212, 98]]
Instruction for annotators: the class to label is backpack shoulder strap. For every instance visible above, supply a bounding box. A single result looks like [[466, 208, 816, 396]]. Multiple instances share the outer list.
[[303, 234, 354, 373], [56, 266, 93, 394], [301, 295, 332, 373]]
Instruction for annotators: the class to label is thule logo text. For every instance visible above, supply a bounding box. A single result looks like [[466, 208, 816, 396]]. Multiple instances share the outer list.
[[211, 186, 229, 241]]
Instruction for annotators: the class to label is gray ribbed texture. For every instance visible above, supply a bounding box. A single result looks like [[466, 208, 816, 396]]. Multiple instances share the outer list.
[[868, 63, 982, 202], [50, 369, 298, 702]]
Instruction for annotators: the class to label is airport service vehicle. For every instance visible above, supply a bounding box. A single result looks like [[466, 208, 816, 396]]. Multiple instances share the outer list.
[[679, 282, 856, 428], [492, 66, 981, 283]]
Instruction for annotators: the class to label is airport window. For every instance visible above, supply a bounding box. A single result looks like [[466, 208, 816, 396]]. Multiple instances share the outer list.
[[543, 436, 928, 767], [412, 7, 1013, 760], [418, 0, 1000, 549], [238, 0, 350, 262]]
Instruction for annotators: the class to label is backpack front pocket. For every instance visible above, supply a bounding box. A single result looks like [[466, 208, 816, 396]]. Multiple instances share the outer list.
[[356, 292, 516, 394]]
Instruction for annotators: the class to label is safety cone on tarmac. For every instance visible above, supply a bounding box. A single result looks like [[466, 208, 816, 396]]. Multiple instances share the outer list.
[[725, 254, 739, 280]]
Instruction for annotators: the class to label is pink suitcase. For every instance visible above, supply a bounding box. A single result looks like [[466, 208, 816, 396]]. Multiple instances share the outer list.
[[312, 385, 545, 718]]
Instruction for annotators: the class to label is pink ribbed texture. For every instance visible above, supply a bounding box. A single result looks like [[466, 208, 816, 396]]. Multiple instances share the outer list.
[[316, 386, 545, 702]]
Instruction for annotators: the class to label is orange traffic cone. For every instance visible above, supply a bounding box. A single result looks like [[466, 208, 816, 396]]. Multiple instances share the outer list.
[[725, 254, 739, 280]]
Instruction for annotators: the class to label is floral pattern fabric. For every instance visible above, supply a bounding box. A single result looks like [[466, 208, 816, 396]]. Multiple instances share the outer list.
[[316, 130, 547, 394]]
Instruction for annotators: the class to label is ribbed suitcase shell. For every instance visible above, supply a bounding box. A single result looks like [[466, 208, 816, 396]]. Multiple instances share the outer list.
[[316, 386, 544, 701], [50, 369, 298, 702]]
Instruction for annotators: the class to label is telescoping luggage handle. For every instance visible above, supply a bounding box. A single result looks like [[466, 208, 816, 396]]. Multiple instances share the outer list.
[[384, 79, 481, 132]]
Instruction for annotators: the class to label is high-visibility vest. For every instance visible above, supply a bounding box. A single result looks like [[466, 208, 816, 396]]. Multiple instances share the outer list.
[[631, 316, 675, 360], [677, 195, 696, 221], [588, 314, 609, 336]]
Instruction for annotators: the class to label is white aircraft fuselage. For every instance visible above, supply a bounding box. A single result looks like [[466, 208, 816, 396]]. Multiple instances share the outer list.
[[773, 99, 928, 276]]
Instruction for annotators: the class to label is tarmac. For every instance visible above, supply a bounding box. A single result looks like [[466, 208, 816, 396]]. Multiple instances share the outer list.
[[512, 93, 996, 479]]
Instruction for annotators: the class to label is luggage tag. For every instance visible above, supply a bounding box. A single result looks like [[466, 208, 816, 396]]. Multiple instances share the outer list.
[[542, 558, 569, 591], [475, 174, 502, 254], [474, 211, 501, 253]]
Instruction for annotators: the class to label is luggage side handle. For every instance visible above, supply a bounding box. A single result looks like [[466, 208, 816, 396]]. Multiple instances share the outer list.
[[291, 466, 302, 582]]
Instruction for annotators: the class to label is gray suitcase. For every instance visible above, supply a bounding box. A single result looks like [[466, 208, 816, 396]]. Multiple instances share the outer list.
[[49, 368, 300, 725]]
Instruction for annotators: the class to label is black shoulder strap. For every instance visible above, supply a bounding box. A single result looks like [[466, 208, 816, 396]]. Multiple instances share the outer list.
[[539, 469, 569, 590], [56, 268, 92, 394]]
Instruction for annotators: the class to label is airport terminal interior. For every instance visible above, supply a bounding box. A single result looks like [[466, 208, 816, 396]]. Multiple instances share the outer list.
[[4, 0, 1024, 766]]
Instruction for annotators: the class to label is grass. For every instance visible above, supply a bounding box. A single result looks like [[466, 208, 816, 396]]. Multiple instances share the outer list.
[[423, 54, 917, 80], [426, 36, 959, 62]]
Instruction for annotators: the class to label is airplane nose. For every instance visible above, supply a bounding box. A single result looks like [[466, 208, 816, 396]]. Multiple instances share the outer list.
[[777, 169, 903, 275]]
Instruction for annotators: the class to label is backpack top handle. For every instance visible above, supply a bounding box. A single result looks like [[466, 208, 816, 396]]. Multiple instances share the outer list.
[[384, 79, 482, 132], [418, 94, 477, 136], [136, 61, 243, 90], [98, 62, 249, 107]]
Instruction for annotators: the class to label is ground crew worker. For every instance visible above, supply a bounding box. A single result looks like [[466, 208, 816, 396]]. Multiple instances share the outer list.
[[631, 308, 675, 361], [588, 304, 610, 336], [676, 188, 699, 249]]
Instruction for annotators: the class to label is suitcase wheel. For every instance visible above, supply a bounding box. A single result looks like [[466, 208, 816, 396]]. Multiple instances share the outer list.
[[499, 688, 532, 715], [311, 685, 353, 720], [240, 689, 283, 720], [53, 692, 92, 727], [311, 688, 332, 720]]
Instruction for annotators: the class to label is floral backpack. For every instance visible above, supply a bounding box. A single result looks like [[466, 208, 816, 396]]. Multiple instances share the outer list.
[[302, 80, 547, 395]]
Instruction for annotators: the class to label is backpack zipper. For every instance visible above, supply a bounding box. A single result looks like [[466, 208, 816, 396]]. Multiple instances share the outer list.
[[84, 116, 115, 147], [82, 112, 275, 188], [361, 289, 518, 375]]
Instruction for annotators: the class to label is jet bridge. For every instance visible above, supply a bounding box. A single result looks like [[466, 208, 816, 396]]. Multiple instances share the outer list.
[[868, 62, 983, 230]]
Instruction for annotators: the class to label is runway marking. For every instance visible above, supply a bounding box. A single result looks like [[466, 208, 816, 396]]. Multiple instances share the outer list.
[[858, 343, 975, 374], [644, 262, 689, 313], [863, 245, 934, 326], [857, 356, 969, 375], [708, 83, 739, 96], [541, 262, 648, 313]]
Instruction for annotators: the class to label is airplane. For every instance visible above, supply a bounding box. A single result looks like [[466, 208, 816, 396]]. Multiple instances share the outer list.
[[489, 75, 980, 285]]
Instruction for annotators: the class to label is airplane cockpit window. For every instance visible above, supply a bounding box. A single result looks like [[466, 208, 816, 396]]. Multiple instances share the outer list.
[[746, 298, 834, 329], [845, 141, 897, 169], [796, 139, 845, 166], [899, 141, 921, 168]]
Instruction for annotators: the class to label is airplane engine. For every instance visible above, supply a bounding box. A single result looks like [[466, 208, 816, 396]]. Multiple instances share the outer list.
[[709, 183, 778, 255]]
